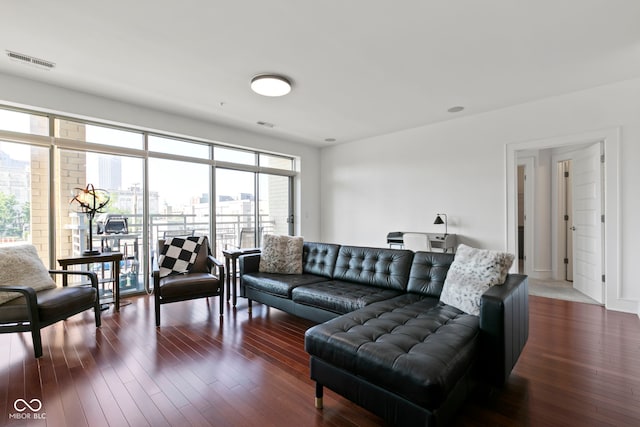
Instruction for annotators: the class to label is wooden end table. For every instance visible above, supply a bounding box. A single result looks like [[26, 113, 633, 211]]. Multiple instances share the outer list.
[[222, 248, 260, 307], [58, 252, 124, 311]]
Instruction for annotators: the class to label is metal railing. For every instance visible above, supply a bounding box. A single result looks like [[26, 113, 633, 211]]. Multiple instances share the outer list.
[[70, 213, 276, 295], [98, 212, 275, 258]]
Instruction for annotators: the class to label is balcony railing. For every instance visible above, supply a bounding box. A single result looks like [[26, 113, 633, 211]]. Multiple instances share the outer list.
[[75, 213, 273, 249], [68, 212, 276, 297], [147, 214, 274, 257]]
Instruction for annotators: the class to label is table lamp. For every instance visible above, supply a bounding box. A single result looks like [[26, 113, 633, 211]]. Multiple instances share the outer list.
[[434, 213, 448, 236], [71, 184, 110, 255]]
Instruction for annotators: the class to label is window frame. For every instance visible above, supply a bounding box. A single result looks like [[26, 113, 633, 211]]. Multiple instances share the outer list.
[[0, 104, 297, 294]]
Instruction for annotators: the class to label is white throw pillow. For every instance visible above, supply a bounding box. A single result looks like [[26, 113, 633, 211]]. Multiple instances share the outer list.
[[0, 244, 57, 305], [259, 234, 303, 275], [440, 244, 514, 316]]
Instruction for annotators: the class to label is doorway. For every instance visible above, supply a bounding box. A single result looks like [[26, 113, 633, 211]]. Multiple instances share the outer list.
[[506, 128, 625, 311]]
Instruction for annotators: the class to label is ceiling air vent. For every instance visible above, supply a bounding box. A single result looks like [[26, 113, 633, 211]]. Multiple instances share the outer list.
[[6, 50, 55, 70]]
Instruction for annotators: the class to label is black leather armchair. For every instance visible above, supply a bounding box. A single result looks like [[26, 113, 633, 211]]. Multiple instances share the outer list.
[[153, 236, 225, 326], [0, 245, 101, 358]]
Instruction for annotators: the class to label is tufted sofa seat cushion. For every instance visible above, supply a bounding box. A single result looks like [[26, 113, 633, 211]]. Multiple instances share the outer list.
[[305, 294, 480, 410], [241, 272, 330, 298], [292, 281, 402, 314]]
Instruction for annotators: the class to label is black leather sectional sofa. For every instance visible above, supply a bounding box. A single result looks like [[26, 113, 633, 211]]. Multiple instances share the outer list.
[[239, 242, 529, 426]]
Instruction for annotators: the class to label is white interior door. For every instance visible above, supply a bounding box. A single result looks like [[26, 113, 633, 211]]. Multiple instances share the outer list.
[[572, 142, 604, 303]]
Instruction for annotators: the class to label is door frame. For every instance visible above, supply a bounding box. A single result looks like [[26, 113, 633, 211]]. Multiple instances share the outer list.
[[517, 157, 534, 276], [505, 127, 630, 312]]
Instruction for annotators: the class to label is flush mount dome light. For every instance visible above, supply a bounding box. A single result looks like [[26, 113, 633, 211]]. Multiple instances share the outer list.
[[251, 74, 292, 97]]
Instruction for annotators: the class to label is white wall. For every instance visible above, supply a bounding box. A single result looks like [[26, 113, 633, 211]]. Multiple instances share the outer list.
[[320, 77, 640, 313], [0, 72, 322, 241]]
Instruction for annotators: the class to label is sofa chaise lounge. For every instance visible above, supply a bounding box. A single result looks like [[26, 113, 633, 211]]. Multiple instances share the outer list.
[[239, 241, 528, 426]]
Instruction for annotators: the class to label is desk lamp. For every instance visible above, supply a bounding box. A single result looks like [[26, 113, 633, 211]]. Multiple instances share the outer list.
[[434, 214, 448, 237]]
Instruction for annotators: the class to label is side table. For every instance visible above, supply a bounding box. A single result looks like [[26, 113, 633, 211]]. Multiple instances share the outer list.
[[222, 248, 260, 307], [58, 252, 124, 311]]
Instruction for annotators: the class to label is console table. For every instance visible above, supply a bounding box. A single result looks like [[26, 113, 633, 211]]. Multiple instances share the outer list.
[[222, 247, 261, 307], [386, 232, 458, 253], [58, 252, 124, 311]]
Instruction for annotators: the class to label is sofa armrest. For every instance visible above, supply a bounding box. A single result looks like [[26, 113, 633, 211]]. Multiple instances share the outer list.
[[239, 254, 260, 298], [239, 253, 261, 275], [479, 274, 529, 386]]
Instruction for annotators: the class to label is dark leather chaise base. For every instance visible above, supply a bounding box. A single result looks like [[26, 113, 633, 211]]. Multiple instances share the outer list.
[[310, 356, 475, 427], [305, 295, 480, 409]]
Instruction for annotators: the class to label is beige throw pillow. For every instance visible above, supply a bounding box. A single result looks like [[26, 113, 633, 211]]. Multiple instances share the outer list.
[[259, 234, 303, 275], [439, 244, 514, 316], [0, 244, 57, 305]]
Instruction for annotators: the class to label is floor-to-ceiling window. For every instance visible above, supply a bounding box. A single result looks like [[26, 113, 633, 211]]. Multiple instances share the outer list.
[[215, 168, 256, 256], [259, 173, 291, 236], [0, 104, 297, 296], [258, 153, 294, 239], [0, 140, 51, 261], [214, 148, 294, 259], [148, 134, 213, 251], [0, 109, 51, 264], [54, 119, 147, 296]]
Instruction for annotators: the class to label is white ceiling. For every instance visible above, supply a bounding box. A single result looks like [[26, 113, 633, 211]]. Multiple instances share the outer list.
[[2, 1, 640, 146]]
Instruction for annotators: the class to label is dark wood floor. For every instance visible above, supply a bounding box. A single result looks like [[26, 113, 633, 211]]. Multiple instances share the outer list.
[[1, 294, 639, 427]]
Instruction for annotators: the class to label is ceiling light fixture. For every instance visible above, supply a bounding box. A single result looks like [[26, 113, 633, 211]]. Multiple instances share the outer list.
[[251, 74, 292, 97]]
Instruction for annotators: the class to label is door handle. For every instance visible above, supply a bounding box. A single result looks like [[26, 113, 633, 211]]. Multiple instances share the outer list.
[[570, 226, 576, 231]]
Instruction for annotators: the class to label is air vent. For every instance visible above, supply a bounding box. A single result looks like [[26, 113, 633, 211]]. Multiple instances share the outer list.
[[6, 50, 55, 70]]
